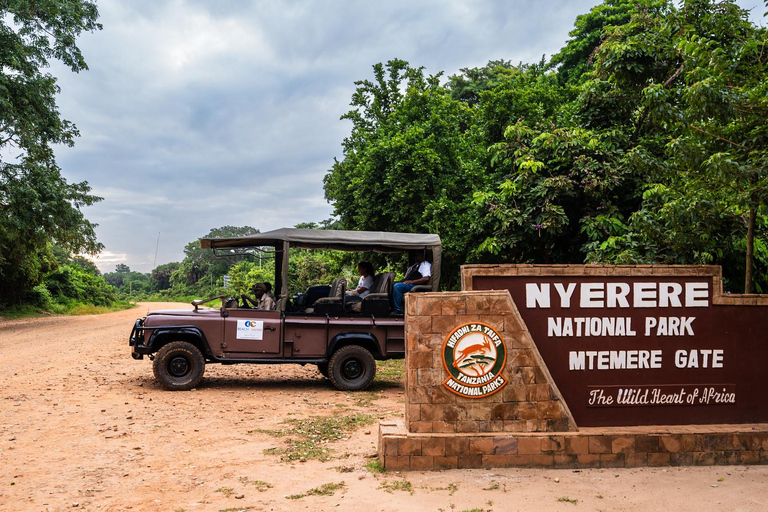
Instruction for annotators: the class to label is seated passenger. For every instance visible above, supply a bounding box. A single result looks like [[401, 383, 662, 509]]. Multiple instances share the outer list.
[[263, 282, 277, 305], [346, 261, 375, 304], [392, 252, 431, 314], [241, 283, 277, 310]]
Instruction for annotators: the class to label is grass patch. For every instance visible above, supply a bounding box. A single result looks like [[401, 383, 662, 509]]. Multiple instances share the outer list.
[[219, 508, 253, 512], [254, 414, 375, 462], [557, 496, 578, 504], [0, 300, 135, 320], [483, 481, 499, 490], [238, 477, 272, 492], [378, 479, 414, 495], [215, 487, 234, 497], [365, 458, 386, 474], [286, 481, 346, 500], [375, 359, 404, 384]]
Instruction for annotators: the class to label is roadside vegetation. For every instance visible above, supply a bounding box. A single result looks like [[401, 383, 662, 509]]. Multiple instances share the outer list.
[[2, 1, 767, 318]]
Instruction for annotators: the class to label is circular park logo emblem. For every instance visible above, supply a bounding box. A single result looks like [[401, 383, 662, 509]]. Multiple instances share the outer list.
[[442, 322, 508, 398]]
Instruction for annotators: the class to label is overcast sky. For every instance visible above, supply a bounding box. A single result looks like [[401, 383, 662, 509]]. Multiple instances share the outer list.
[[50, 0, 765, 273]]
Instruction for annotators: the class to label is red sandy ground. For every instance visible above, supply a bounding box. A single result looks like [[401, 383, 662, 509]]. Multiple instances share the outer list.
[[1, 303, 766, 511]]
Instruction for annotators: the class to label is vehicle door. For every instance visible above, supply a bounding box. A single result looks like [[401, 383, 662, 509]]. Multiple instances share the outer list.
[[221, 308, 282, 356]]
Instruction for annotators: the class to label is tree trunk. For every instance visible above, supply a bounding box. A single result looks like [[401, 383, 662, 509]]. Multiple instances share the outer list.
[[745, 205, 756, 294]]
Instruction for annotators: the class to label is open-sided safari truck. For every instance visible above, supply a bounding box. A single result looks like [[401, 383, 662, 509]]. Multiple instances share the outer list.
[[129, 228, 441, 391]]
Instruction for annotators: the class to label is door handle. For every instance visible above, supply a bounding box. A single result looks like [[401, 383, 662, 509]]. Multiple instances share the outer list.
[[265, 326, 276, 331]]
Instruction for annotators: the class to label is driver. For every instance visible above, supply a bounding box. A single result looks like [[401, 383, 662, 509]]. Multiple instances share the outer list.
[[241, 283, 276, 310]]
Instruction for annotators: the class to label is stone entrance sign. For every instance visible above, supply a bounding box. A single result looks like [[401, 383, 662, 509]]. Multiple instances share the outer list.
[[378, 265, 768, 470]]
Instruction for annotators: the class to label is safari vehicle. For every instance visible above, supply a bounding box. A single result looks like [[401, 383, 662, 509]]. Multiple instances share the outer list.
[[129, 228, 441, 391]]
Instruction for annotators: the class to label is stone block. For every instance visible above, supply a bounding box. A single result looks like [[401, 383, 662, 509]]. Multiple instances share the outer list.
[[398, 438, 422, 456], [482, 454, 514, 467], [599, 453, 625, 468], [575, 453, 600, 468], [526, 383, 550, 401], [444, 404, 467, 422], [517, 402, 537, 420], [494, 437, 518, 455], [491, 403, 518, 421], [625, 452, 648, 467], [457, 420, 480, 433], [553, 454, 579, 469], [635, 435, 659, 453], [384, 456, 410, 471], [382, 438, 398, 457], [466, 294, 492, 314], [469, 437, 494, 455], [458, 454, 484, 468], [409, 421, 433, 433], [589, 436, 613, 454], [565, 436, 589, 455], [420, 404, 442, 422], [422, 437, 446, 456], [432, 421, 456, 433], [537, 400, 564, 420], [409, 455, 435, 470], [445, 437, 470, 456], [441, 296, 467, 316], [648, 452, 672, 466], [409, 350, 433, 369], [541, 436, 565, 453], [612, 435, 635, 454], [670, 452, 693, 466], [409, 315, 434, 335], [468, 404, 493, 420], [501, 377, 527, 402], [739, 451, 760, 465], [659, 435, 682, 453], [517, 437, 542, 455], [416, 298, 442, 317], [406, 404, 421, 422], [433, 456, 459, 469]]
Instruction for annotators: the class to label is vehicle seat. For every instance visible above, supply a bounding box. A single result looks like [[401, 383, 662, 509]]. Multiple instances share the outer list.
[[361, 272, 395, 316], [312, 277, 346, 316], [409, 276, 432, 293]]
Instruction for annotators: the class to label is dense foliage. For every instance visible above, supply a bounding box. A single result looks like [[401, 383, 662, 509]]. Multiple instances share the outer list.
[[4, 0, 767, 316], [325, 0, 768, 292], [0, 1, 103, 306]]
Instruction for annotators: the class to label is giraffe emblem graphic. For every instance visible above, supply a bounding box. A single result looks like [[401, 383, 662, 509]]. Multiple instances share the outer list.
[[442, 322, 507, 398]]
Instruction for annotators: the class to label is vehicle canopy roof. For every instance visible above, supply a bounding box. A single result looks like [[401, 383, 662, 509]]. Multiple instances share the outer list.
[[200, 227, 440, 253], [200, 228, 442, 301]]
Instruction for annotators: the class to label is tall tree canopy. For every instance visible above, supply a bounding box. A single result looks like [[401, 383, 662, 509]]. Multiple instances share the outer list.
[[0, 1, 102, 304], [325, 0, 768, 292]]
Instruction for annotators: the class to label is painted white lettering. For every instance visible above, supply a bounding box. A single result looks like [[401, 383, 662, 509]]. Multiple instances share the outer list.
[[685, 282, 709, 307], [554, 282, 577, 308], [659, 282, 683, 307], [548, 317, 562, 337], [526, 283, 550, 308], [607, 282, 630, 308], [634, 282, 657, 307], [581, 283, 605, 308]]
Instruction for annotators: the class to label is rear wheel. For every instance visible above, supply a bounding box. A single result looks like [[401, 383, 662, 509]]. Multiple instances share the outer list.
[[328, 345, 376, 391], [153, 341, 205, 390]]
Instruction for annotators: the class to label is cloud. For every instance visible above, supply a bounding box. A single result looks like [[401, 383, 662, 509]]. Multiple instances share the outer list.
[[48, 0, 762, 273]]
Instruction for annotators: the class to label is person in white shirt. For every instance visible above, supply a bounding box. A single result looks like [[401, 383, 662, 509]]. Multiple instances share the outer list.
[[392, 252, 431, 313], [347, 261, 375, 301]]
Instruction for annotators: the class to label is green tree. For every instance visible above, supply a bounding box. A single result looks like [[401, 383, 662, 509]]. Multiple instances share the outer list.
[[0, 1, 102, 304], [586, 0, 768, 291], [324, 59, 483, 287]]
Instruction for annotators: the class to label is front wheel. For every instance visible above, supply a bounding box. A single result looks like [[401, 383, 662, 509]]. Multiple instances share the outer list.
[[328, 345, 376, 391], [153, 341, 205, 390]]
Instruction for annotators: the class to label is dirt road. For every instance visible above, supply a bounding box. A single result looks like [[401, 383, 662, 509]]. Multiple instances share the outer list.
[[1, 303, 766, 511]]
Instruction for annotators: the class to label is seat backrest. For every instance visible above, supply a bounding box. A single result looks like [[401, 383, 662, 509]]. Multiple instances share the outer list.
[[368, 273, 389, 295], [328, 277, 346, 297]]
